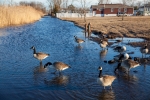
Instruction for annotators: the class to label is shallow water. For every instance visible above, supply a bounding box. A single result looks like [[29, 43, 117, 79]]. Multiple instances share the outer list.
[[0, 16, 150, 100]]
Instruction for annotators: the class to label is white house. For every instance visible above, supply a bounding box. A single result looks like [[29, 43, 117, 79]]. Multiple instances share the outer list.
[[138, 3, 150, 16]]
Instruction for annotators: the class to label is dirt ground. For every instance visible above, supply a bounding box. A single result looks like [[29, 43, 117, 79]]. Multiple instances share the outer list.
[[60, 16, 150, 40], [60, 16, 150, 53]]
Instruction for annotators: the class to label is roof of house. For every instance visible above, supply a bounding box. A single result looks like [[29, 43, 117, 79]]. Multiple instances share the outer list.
[[91, 4, 133, 9], [139, 3, 150, 8]]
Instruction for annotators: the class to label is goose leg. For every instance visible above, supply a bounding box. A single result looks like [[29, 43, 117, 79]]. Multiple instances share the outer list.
[[59, 71, 62, 76], [40, 61, 42, 65], [142, 53, 143, 58], [110, 85, 112, 90], [128, 68, 130, 72], [40, 61, 42, 64], [52, 70, 57, 74]]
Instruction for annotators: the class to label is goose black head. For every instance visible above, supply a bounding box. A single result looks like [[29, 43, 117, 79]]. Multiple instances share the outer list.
[[30, 46, 35, 50], [74, 36, 77, 38], [44, 62, 52, 68], [98, 66, 102, 70]]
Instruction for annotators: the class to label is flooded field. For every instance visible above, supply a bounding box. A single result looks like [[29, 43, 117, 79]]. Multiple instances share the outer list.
[[0, 16, 150, 100]]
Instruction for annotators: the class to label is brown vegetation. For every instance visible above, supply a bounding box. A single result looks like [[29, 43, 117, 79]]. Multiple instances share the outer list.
[[60, 16, 150, 40], [0, 6, 43, 28]]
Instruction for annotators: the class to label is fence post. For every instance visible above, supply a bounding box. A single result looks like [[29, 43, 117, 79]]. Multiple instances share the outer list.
[[85, 23, 87, 37], [87, 22, 91, 38]]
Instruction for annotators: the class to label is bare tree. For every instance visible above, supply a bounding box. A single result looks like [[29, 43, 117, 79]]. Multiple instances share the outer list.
[[119, 0, 131, 20], [77, 0, 92, 22], [47, 0, 63, 16], [98, 0, 111, 4], [136, 1, 142, 7]]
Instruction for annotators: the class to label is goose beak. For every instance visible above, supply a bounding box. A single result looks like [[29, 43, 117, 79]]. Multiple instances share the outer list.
[[30, 46, 34, 49]]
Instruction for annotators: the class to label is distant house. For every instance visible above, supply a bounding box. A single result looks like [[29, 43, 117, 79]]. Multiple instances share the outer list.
[[138, 2, 150, 16], [90, 4, 134, 17]]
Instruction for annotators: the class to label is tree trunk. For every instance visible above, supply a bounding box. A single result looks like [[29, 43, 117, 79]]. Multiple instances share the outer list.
[[122, 13, 124, 21]]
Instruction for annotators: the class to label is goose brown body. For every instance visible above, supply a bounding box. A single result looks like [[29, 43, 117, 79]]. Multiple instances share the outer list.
[[99, 40, 108, 49], [33, 52, 49, 61], [140, 44, 149, 57], [97, 75, 116, 88], [97, 67, 116, 89], [121, 59, 140, 71], [53, 62, 70, 71], [74, 36, 85, 44], [44, 62, 71, 74]]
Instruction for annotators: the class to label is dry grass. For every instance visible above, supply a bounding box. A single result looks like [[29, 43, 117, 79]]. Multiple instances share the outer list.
[[60, 16, 150, 40], [0, 5, 43, 28]]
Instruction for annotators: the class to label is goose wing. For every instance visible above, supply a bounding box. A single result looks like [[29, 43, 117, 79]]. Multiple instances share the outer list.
[[53, 62, 69, 70], [102, 75, 116, 82], [36, 52, 49, 58]]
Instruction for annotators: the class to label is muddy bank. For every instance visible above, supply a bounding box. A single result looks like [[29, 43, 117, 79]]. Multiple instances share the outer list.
[[60, 16, 150, 52], [60, 16, 150, 40]]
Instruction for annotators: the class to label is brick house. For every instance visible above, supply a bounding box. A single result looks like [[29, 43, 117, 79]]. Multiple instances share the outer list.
[[90, 4, 134, 17]]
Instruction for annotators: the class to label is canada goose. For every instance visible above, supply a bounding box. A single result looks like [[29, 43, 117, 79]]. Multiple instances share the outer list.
[[140, 44, 149, 58], [99, 40, 108, 50], [97, 67, 116, 89], [101, 35, 108, 42], [100, 49, 108, 60], [74, 36, 85, 45], [118, 53, 131, 62], [115, 37, 123, 44], [30, 46, 50, 63], [114, 46, 126, 54], [115, 59, 140, 72], [44, 61, 71, 75]]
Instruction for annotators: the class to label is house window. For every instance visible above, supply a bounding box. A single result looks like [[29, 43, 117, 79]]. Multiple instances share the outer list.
[[111, 8, 114, 12], [124, 8, 127, 12], [118, 8, 121, 12]]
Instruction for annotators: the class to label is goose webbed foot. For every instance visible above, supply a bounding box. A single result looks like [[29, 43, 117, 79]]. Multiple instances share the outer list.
[[110, 86, 112, 90]]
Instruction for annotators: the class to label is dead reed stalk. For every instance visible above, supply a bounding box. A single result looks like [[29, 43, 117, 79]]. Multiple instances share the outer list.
[[0, 5, 43, 28]]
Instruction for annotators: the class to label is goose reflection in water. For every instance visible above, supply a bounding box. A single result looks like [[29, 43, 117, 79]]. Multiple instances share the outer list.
[[100, 49, 108, 60], [33, 62, 48, 85], [75, 45, 83, 50], [44, 75, 69, 86], [115, 70, 138, 82], [98, 90, 115, 100], [33, 62, 48, 74]]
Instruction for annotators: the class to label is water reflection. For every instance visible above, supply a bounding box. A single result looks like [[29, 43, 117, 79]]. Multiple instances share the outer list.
[[115, 72, 138, 82], [100, 49, 108, 60], [33, 62, 48, 74], [98, 90, 115, 100], [75, 45, 83, 50], [44, 75, 69, 86], [33, 62, 48, 85]]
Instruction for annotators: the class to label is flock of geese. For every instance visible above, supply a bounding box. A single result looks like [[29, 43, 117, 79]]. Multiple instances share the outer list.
[[30, 35, 149, 90]]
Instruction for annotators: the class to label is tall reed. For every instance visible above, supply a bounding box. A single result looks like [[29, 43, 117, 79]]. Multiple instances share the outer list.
[[0, 5, 43, 28]]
